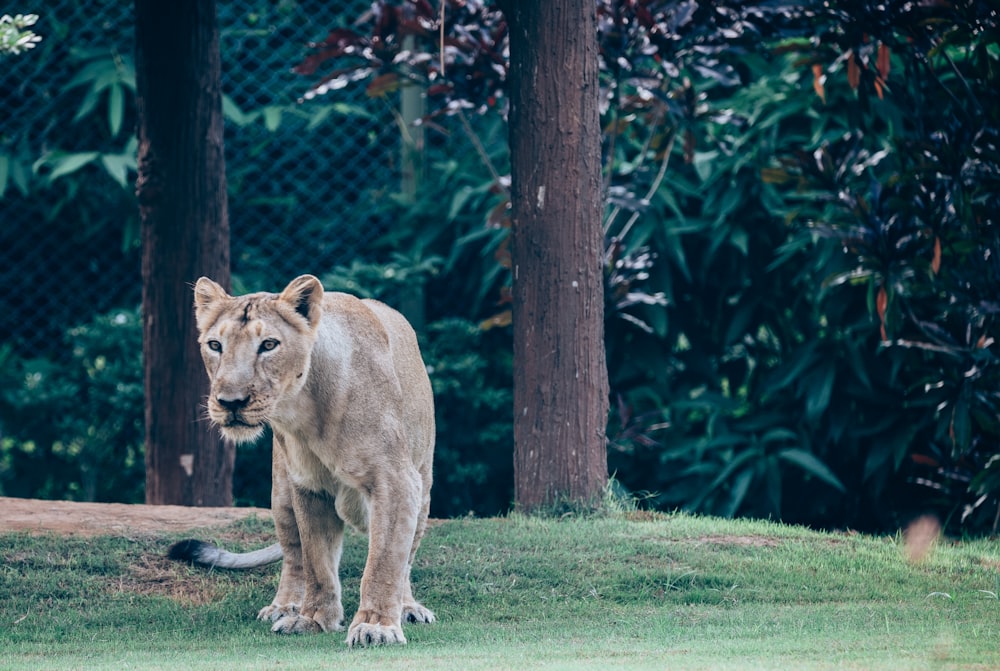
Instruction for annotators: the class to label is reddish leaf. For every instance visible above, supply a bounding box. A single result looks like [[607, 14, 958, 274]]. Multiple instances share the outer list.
[[294, 50, 342, 76], [294, 29, 364, 75], [877, 43, 891, 81], [317, 28, 362, 48], [847, 51, 860, 90], [366, 72, 401, 98], [494, 234, 512, 269], [486, 199, 511, 229], [497, 286, 512, 306], [427, 83, 454, 97], [683, 129, 695, 164], [812, 63, 826, 103], [876, 284, 888, 340], [931, 236, 941, 274]]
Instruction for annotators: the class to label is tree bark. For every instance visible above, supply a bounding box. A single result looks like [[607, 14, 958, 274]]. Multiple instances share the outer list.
[[501, 1, 610, 511], [135, 0, 233, 505]]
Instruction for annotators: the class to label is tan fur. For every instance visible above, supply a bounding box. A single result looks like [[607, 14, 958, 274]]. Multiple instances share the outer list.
[[193, 275, 435, 646]]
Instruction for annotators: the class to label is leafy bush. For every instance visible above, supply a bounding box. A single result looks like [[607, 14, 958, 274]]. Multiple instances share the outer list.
[[604, 44, 860, 527], [422, 318, 513, 516], [0, 309, 144, 502], [769, 0, 1000, 531], [603, 1, 1000, 532]]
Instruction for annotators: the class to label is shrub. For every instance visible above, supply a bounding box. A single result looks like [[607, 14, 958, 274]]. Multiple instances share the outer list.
[[0, 309, 144, 502], [771, 0, 1000, 531]]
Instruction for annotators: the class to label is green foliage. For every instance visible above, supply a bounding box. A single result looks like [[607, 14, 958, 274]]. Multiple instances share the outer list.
[[0, 309, 144, 502], [321, 254, 443, 305], [26, 45, 139, 200], [768, 2, 1000, 531], [0, 37, 139, 325], [27, 45, 139, 213], [604, 7, 1000, 531], [604, 49, 834, 524], [595, 13, 861, 528], [422, 319, 513, 517], [0, 0, 396, 507]]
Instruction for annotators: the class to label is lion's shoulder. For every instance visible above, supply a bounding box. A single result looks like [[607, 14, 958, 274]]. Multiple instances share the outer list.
[[315, 293, 419, 353]]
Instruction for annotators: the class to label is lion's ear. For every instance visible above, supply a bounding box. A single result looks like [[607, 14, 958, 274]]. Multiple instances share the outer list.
[[193, 277, 229, 331], [279, 275, 324, 330]]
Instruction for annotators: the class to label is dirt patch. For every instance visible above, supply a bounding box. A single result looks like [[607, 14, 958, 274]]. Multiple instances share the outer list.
[[694, 534, 783, 548], [0, 497, 278, 605], [111, 552, 235, 606], [0, 496, 271, 537]]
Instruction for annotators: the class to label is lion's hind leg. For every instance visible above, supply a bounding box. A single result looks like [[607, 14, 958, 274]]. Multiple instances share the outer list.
[[402, 594, 436, 624], [401, 476, 435, 625]]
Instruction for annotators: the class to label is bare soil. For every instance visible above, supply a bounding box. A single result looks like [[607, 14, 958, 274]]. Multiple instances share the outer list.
[[0, 496, 271, 537]]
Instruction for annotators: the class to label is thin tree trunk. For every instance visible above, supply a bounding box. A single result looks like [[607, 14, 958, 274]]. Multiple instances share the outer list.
[[501, 0, 610, 511], [135, 0, 233, 505]]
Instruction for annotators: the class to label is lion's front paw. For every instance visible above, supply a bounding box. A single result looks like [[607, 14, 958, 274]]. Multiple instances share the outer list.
[[258, 603, 298, 623], [347, 610, 406, 647], [403, 602, 436, 624], [271, 613, 322, 634], [270, 607, 345, 635], [347, 622, 407, 647]]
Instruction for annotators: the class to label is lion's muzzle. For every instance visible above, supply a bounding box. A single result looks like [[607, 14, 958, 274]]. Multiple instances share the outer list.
[[209, 394, 266, 443]]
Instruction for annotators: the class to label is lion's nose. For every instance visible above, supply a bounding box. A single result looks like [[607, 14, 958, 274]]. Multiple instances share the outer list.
[[217, 395, 250, 412]]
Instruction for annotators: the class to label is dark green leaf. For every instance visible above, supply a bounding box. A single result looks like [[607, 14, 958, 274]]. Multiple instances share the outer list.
[[778, 449, 845, 492]]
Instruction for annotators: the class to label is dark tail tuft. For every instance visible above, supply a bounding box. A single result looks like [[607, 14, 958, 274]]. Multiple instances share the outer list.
[[167, 539, 215, 564]]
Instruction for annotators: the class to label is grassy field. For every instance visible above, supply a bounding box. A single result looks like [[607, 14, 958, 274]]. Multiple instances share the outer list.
[[1, 512, 998, 670]]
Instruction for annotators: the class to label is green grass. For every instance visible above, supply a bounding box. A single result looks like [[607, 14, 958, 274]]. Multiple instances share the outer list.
[[1, 513, 998, 670]]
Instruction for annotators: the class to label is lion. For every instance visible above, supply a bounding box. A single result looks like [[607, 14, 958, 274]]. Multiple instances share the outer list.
[[167, 275, 436, 647]]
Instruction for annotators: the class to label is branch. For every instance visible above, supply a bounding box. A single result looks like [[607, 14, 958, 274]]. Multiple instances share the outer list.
[[458, 108, 507, 195], [605, 128, 675, 240]]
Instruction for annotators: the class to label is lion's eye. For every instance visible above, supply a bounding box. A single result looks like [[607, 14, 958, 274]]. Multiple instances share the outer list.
[[207, 340, 222, 353], [259, 339, 280, 353]]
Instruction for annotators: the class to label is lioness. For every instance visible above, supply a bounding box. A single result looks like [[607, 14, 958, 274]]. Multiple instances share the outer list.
[[168, 275, 435, 647]]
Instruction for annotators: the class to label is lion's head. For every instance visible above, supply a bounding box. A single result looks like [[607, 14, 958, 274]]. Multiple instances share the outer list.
[[193, 275, 324, 443]]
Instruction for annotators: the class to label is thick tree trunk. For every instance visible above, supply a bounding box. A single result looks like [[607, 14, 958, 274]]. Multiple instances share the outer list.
[[135, 0, 233, 505], [501, 1, 610, 511]]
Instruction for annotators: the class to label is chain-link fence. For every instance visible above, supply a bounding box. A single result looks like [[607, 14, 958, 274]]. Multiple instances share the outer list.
[[1, 0, 399, 361]]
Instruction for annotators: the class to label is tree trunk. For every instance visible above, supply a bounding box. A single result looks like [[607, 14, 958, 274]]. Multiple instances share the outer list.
[[501, 1, 610, 511], [135, 0, 233, 506]]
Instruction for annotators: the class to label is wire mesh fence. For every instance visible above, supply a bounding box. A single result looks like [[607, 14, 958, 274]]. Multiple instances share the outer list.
[[1, 0, 398, 362]]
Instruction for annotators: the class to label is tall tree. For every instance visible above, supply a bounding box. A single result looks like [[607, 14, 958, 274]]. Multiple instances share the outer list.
[[134, 0, 233, 505], [499, 0, 610, 511]]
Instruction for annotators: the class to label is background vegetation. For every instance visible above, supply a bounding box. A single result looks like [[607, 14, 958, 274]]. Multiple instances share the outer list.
[[1, 1, 998, 533]]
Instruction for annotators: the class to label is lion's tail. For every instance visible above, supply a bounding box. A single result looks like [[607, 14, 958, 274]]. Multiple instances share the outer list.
[[167, 539, 283, 569]]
